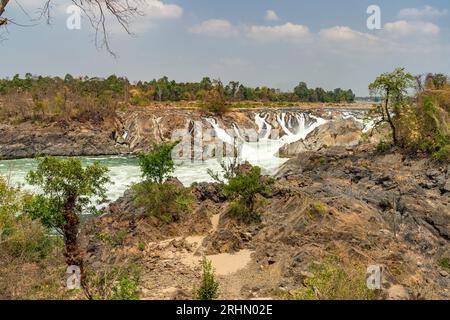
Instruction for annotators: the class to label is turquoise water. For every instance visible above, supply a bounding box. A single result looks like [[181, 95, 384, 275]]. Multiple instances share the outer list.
[[0, 156, 231, 202]]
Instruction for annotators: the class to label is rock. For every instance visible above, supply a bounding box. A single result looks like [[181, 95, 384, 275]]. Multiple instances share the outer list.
[[165, 177, 184, 188], [387, 285, 410, 300], [279, 119, 362, 157], [440, 270, 449, 278], [192, 182, 224, 203], [442, 177, 450, 193]]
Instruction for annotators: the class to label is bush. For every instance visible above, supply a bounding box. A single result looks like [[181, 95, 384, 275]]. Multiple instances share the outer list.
[[376, 140, 391, 153], [286, 257, 377, 300], [0, 176, 57, 261], [138, 142, 179, 184], [222, 166, 274, 223], [132, 181, 192, 223], [193, 257, 219, 300], [438, 257, 450, 271], [111, 275, 140, 300], [201, 88, 231, 116], [88, 265, 141, 300]]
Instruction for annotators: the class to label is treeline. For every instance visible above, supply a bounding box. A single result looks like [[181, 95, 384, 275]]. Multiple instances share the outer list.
[[0, 74, 355, 121]]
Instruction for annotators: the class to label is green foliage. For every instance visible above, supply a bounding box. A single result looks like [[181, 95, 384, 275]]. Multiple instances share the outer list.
[[376, 140, 391, 153], [132, 181, 192, 223], [415, 95, 450, 161], [223, 166, 274, 223], [193, 257, 219, 300], [438, 257, 450, 271], [286, 257, 377, 300], [25, 156, 110, 232], [367, 68, 415, 145], [201, 81, 232, 115], [294, 82, 355, 103], [307, 202, 327, 218], [0, 74, 356, 124], [0, 176, 58, 261], [138, 242, 146, 252], [138, 142, 178, 184], [111, 275, 140, 300], [88, 265, 140, 300]]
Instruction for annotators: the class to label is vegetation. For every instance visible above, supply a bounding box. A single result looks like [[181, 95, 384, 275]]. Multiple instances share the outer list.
[[438, 257, 450, 272], [135, 141, 192, 222], [368, 68, 415, 145], [223, 166, 274, 223], [193, 257, 220, 300], [25, 156, 110, 299], [0, 74, 355, 122], [138, 141, 178, 184], [285, 257, 377, 300], [0, 176, 68, 299], [87, 264, 141, 300], [132, 181, 192, 223], [367, 69, 450, 161]]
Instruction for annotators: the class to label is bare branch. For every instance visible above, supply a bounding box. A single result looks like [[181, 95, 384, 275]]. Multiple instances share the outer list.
[[1, 0, 143, 56]]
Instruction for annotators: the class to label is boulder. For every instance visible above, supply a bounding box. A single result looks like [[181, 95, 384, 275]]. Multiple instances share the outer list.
[[279, 119, 362, 157]]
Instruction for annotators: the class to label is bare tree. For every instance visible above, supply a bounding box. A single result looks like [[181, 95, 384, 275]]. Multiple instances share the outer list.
[[0, 0, 143, 55]]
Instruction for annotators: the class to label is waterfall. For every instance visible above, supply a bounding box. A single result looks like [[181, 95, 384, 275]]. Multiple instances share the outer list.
[[206, 111, 327, 173]]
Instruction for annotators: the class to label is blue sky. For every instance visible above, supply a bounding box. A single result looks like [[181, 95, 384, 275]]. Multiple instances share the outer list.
[[1, 0, 450, 95]]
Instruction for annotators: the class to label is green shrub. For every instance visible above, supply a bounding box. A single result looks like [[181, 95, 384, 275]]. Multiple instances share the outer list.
[[286, 257, 377, 300], [223, 166, 274, 223], [193, 257, 219, 300], [376, 140, 391, 153], [138, 242, 146, 252], [138, 142, 179, 184], [111, 275, 140, 300], [0, 176, 57, 261], [438, 257, 450, 271], [201, 88, 231, 116], [132, 181, 192, 223], [88, 265, 141, 300]]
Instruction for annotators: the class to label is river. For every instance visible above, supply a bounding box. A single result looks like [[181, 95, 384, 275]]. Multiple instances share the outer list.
[[0, 110, 365, 202]]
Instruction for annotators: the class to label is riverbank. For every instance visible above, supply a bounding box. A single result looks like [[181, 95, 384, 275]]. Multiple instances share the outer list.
[[0, 106, 366, 160]]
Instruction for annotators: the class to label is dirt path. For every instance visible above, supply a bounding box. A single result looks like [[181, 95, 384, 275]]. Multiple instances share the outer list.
[[140, 213, 259, 299]]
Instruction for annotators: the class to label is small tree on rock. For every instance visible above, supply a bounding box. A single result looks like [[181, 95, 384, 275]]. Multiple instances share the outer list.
[[368, 68, 415, 145], [138, 142, 178, 184]]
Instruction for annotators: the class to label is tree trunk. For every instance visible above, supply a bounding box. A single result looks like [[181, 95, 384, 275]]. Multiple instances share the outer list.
[[384, 90, 398, 145], [63, 195, 92, 299]]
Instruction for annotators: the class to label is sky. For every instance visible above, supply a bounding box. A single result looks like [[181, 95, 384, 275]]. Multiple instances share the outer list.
[[1, 0, 450, 95]]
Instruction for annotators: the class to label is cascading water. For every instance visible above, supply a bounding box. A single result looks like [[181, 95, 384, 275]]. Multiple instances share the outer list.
[[205, 112, 327, 174], [0, 111, 327, 202]]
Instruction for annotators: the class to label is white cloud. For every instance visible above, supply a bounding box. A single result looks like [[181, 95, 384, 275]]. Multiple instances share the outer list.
[[247, 22, 311, 43], [319, 26, 378, 42], [142, 0, 183, 20], [265, 10, 280, 22], [384, 20, 440, 37], [188, 19, 239, 38], [399, 6, 448, 19]]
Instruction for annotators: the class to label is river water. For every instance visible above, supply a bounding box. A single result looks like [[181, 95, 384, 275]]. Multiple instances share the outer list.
[[0, 111, 355, 202]]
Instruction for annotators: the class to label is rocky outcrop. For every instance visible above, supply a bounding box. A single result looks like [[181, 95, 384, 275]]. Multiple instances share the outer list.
[[279, 118, 363, 157], [0, 107, 336, 159], [82, 146, 449, 300]]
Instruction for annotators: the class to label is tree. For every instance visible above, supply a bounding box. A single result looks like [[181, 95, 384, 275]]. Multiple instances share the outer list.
[[25, 156, 110, 298], [294, 82, 309, 101], [368, 68, 415, 145], [223, 166, 274, 223], [138, 141, 178, 184]]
